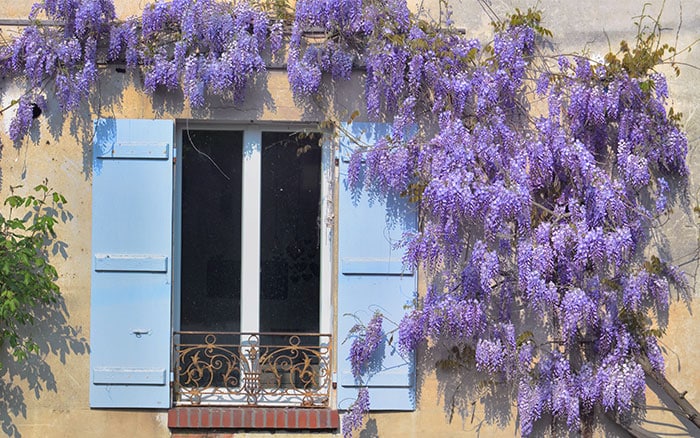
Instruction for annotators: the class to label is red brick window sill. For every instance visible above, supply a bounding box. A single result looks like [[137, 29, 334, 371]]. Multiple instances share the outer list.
[[168, 407, 339, 431]]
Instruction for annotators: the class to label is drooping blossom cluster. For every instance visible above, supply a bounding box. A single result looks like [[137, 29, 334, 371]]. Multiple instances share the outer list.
[[342, 312, 384, 437], [0, 0, 284, 143], [0, 1, 692, 436], [348, 311, 384, 378], [8, 95, 44, 142], [341, 387, 369, 438], [0, 0, 114, 141], [288, 0, 412, 100], [131, 0, 277, 105]]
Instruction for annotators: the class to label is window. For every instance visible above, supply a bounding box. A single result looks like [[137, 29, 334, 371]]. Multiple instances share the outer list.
[[176, 128, 326, 334], [173, 126, 332, 406], [89, 119, 415, 413]]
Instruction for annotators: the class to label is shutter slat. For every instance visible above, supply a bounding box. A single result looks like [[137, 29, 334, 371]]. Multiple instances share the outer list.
[[93, 368, 167, 385], [95, 142, 169, 159], [341, 258, 413, 276], [94, 254, 168, 272]]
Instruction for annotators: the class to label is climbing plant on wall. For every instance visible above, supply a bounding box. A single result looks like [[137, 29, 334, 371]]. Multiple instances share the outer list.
[[0, 0, 695, 436], [0, 183, 66, 368]]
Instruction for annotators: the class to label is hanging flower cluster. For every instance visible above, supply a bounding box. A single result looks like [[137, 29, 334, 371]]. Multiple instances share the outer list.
[[1, 0, 114, 140], [1, 0, 283, 141], [288, 0, 411, 110], [343, 312, 384, 437], [0, 0, 691, 436], [120, 0, 279, 105], [341, 387, 369, 438]]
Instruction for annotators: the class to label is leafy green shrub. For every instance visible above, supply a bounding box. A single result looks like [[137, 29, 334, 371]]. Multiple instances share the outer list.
[[0, 182, 66, 368]]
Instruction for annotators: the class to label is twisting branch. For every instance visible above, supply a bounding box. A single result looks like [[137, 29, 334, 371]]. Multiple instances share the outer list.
[[637, 354, 700, 431]]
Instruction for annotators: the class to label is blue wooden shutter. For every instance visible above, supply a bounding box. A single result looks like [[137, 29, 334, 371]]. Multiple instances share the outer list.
[[337, 122, 416, 411], [90, 119, 174, 408]]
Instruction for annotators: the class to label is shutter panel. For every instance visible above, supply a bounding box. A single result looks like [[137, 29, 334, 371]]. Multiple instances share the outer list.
[[337, 122, 416, 411], [90, 119, 174, 408]]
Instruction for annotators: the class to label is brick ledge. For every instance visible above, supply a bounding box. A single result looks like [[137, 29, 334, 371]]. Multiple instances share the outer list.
[[168, 407, 339, 430]]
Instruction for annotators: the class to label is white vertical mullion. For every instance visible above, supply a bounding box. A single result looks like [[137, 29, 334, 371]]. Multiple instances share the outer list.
[[241, 129, 261, 334], [173, 127, 182, 333], [171, 126, 182, 392], [319, 136, 333, 335]]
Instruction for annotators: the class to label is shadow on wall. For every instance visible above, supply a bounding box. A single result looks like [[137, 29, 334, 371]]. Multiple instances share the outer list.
[[0, 296, 89, 438], [359, 418, 378, 437], [423, 344, 514, 434]]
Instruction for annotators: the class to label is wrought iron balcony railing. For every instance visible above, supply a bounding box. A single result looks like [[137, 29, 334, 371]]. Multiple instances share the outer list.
[[173, 332, 332, 407]]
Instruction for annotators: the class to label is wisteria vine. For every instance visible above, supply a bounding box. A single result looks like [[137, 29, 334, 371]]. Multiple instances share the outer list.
[[0, 0, 693, 436], [341, 6, 690, 437], [342, 312, 383, 437]]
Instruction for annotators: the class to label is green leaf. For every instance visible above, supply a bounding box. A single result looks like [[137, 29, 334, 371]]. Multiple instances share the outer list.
[[347, 110, 360, 123], [5, 196, 23, 208], [516, 331, 534, 347]]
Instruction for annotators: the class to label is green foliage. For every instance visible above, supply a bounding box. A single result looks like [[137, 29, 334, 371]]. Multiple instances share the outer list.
[[493, 8, 552, 38], [515, 331, 534, 348], [604, 3, 680, 78], [436, 344, 476, 371], [0, 182, 65, 368], [255, 0, 294, 22]]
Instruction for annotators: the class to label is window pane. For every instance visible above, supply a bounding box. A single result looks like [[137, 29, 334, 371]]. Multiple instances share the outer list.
[[259, 131, 321, 334], [180, 130, 243, 333]]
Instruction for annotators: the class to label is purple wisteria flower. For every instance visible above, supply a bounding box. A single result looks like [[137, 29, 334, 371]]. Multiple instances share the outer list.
[[341, 387, 370, 438], [349, 312, 384, 378], [339, 7, 690, 436], [9, 96, 39, 142], [2, 0, 115, 132]]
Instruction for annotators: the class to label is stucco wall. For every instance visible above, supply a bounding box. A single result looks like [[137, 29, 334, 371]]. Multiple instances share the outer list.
[[0, 0, 699, 437]]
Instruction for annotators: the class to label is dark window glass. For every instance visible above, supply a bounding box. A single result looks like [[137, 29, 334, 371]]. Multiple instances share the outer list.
[[259, 131, 321, 335], [180, 130, 243, 333]]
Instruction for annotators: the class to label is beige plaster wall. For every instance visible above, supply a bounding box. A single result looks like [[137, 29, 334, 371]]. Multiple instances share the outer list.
[[0, 0, 699, 437]]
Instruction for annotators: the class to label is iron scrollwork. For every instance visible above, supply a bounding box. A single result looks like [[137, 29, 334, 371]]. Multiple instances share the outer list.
[[174, 332, 332, 407]]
